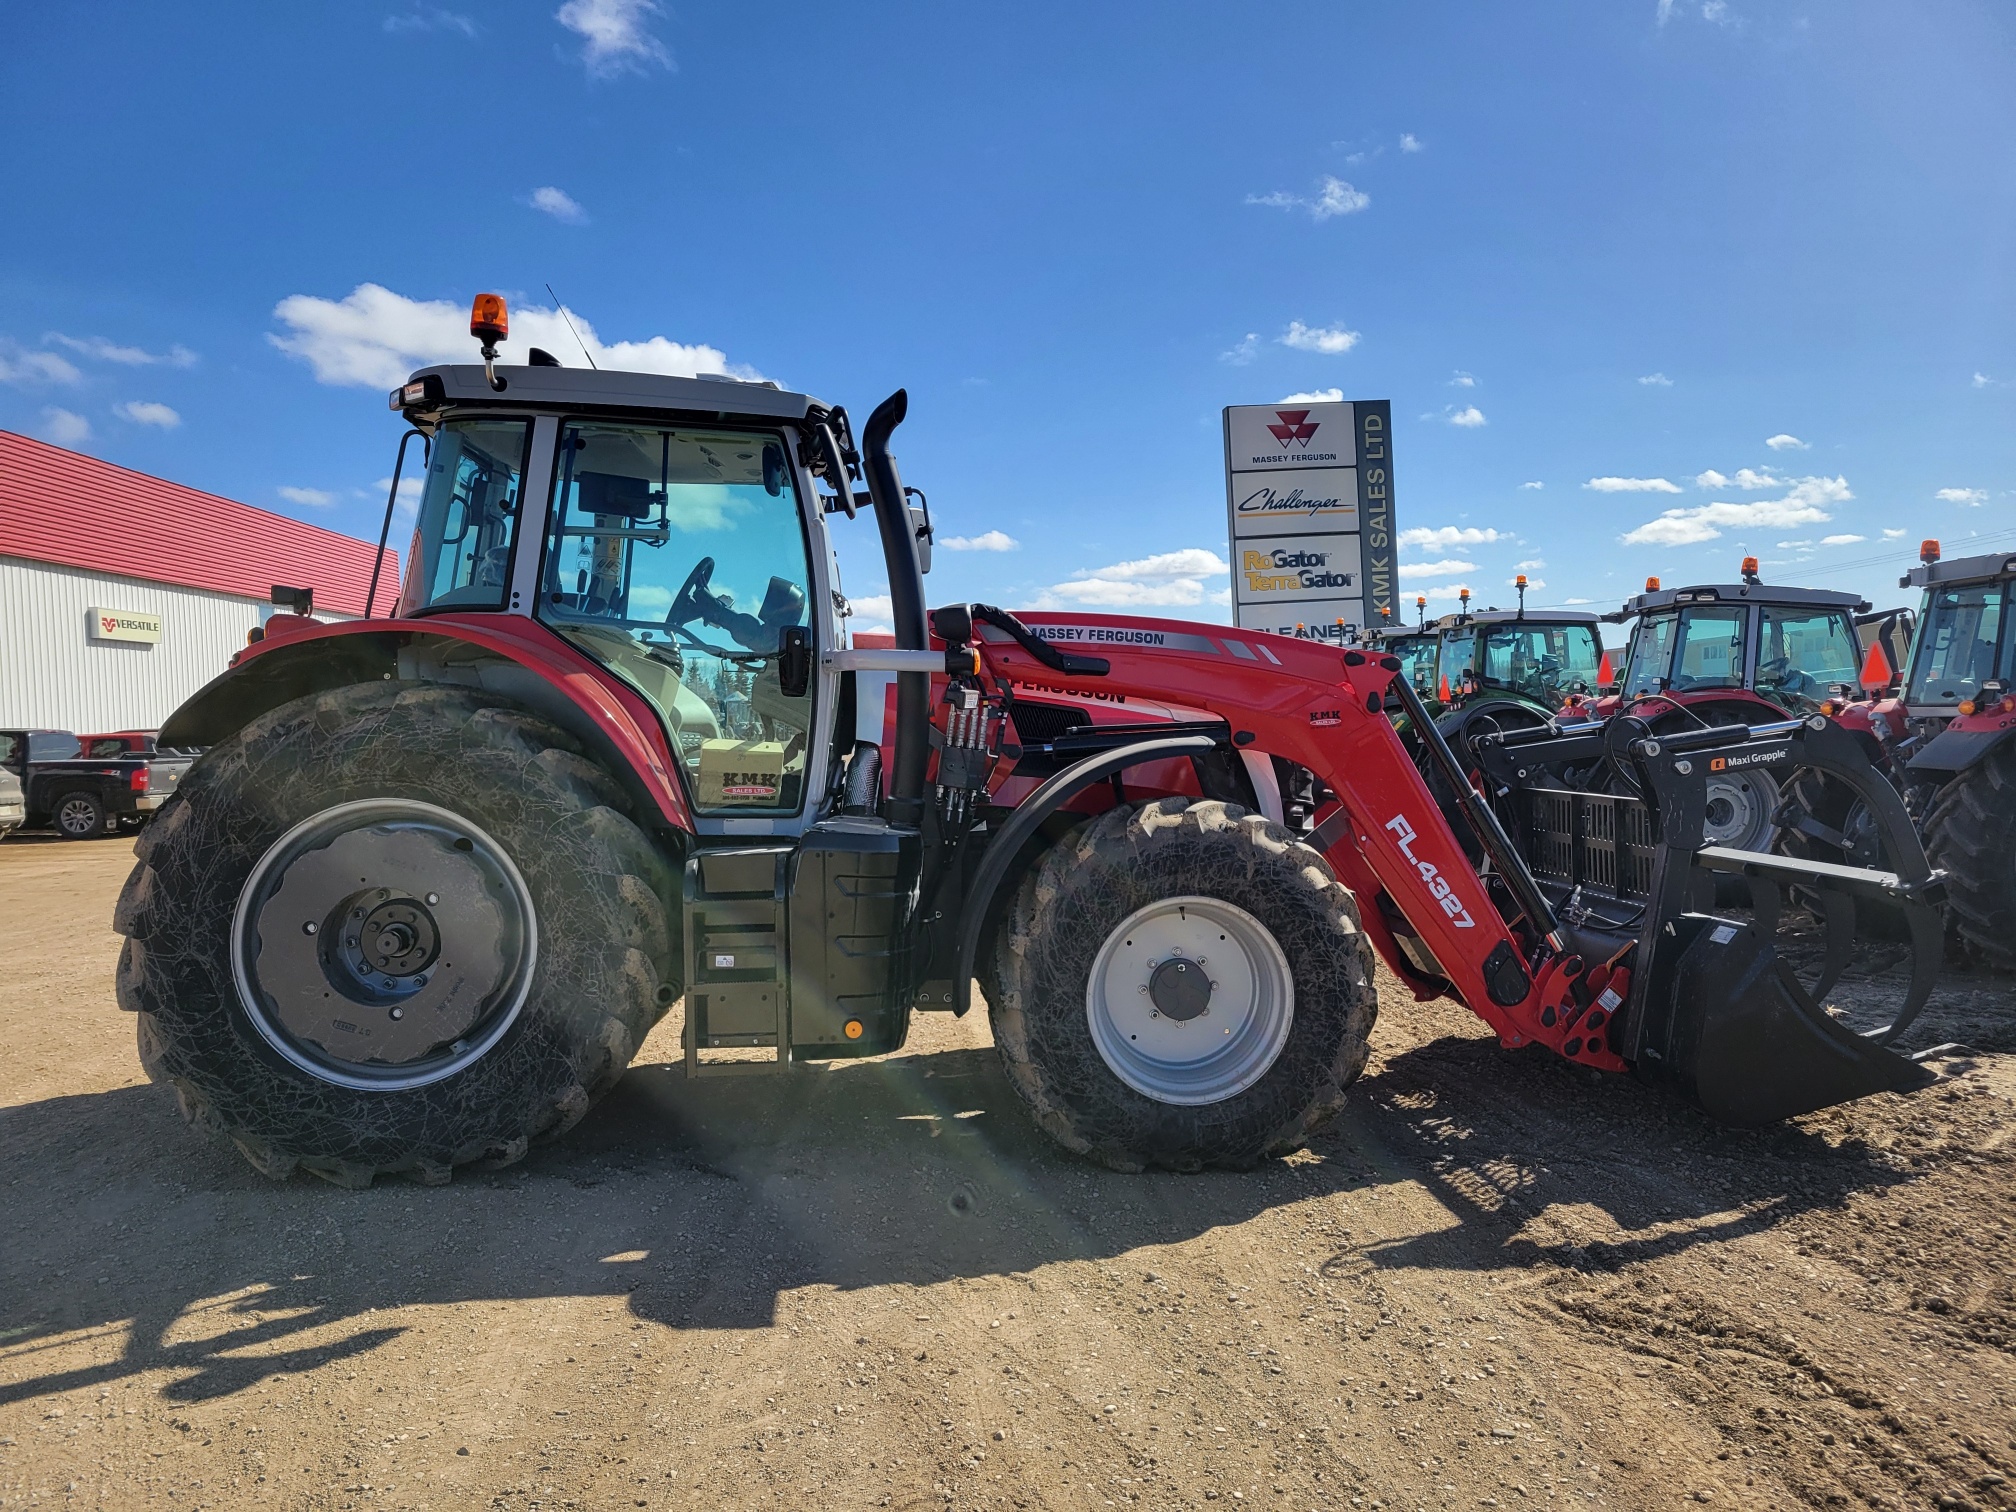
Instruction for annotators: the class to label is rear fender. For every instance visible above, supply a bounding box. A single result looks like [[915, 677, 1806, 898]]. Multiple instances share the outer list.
[[1909, 715, 2016, 776], [159, 618, 695, 835]]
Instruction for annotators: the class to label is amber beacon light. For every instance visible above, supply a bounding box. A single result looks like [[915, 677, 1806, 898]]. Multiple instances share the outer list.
[[470, 293, 510, 391]]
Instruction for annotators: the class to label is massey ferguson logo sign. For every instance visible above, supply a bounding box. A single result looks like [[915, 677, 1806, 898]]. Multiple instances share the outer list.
[[1266, 409, 1320, 450], [87, 607, 162, 645]]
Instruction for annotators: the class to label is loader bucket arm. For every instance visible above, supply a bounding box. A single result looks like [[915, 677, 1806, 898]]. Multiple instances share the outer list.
[[966, 613, 1619, 1070]]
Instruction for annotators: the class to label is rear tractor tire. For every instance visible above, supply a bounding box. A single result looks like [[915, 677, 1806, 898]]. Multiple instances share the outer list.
[[989, 798, 1378, 1172], [1924, 745, 2016, 974], [113, 681, 681, 1186]]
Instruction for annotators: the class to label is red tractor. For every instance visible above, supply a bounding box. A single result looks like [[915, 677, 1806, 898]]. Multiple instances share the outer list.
[[1886, 541, 2016, 970], [116, 297, 1949, 1187]]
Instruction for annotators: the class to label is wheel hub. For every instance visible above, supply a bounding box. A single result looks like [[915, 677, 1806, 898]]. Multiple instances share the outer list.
[[232, 799, 537, 1091], [1147, 956, 1212, 1021], [1085, 895, 1294, 1106]]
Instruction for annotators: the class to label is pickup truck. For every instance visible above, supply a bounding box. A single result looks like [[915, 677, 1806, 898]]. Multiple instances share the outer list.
[[0, 729, 196, 840]]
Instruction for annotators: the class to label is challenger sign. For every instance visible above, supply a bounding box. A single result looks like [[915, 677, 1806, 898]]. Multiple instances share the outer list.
[[1222, 401, 1395, 644]]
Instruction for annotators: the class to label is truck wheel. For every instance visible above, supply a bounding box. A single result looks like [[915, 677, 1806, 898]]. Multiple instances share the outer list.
[[113, 681, 680, 1186], [53, 791, 108, 839], [1924, 746, 2016, 973], [990, 798, 1377, 1172]]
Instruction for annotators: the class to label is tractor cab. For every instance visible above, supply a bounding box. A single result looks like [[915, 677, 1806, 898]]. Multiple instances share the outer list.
[[1433, 607, 1603, 714], [1610, 561, 1866, 719], [1899, 542, 2015, 721]]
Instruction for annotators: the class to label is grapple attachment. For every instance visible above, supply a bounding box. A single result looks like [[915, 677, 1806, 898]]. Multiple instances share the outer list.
[[1476, 715, 1946, 1126]]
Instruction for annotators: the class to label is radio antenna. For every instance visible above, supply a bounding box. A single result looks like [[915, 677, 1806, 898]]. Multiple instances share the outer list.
[[545, 283, 598, 369]]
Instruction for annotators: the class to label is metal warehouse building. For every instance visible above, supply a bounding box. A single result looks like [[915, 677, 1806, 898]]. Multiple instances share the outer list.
[[0, 431, 397, 734]]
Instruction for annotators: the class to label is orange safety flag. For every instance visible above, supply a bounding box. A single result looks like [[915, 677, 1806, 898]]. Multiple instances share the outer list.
[[1597, 649, 1615, 687], [1438, 674, 1451, 703], [1859, 638, 1893, 690]]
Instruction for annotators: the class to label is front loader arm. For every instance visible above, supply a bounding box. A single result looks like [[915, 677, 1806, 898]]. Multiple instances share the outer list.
[[971, 613, 1612, 1067]]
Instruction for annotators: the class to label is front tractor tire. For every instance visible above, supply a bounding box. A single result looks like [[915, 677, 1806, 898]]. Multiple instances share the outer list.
[[1924, 746, 2016, 974], [114, 682, 680, 1187], [990, 798, 1378, 1172]]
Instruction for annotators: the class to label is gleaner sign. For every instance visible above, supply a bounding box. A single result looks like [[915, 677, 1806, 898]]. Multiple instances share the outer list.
[[1222, 401, 1395, 644], [87, 607, 163, 645]]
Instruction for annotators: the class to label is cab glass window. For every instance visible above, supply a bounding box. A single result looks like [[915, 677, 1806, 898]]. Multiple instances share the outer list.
[[1669, 606, 1746, 690], [1756, 607, 1860, 710], [1908, 584, 2009, 706], [1478, 623, 1602, 704], [407, 418, 530, 612], [1438, 631, 1475, 695], [1623, 615, 1677, 697], [1388, 635, 1436, 692], [537, 422, 814, 814]]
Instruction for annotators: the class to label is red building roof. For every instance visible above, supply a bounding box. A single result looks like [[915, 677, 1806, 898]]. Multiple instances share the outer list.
[[0, 430, 398, 617]]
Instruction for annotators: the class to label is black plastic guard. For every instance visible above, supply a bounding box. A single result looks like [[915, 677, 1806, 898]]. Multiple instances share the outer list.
[[1632, 913, 1935, 1127]]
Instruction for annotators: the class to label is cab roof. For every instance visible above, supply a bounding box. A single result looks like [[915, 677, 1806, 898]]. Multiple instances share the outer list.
[[1901, 549, 2016, 591], [1611, 580, 1868, 621], [394, 363, 825, 425], [1430, 608, 1600, 632]]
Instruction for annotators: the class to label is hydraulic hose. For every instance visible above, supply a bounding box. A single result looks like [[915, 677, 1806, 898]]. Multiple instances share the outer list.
[[861, 389, 929, 826]]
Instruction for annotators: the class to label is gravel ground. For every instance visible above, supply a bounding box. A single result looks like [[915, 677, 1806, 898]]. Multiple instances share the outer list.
[[2, 836, 2014, 1512]]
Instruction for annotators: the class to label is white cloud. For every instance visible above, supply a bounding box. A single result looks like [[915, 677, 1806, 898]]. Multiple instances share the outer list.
[[0, 342, 81, 385], [44, 333, 197, 368], [1584, 476, 1681, 493], [1399, 133, 1423, 153], [1637, 372, 1673, 386], [1694, 469, 1728, 488], [1777, 540, 1812, 550], [1732, 467, 1782, 490], [1279, 321, 1360, 355], [1516, 558, 1546, 570], [1562, 597, 1593, 606], [113, 401, 180, 428], [269, 283, 746, 389], [1279, 388, 1343, 404], [1882, 528, 1906, 538], [1974, 372, 1994, 389], [1410, 583, 1476, 603], [1399, 525, 1507, 551], [1519, 480, 1543, 490], [1246, 175, 1369, 221], [1446, 406, 1486, 428], [1619, 475, 1851, 546], [1220, 333, 1259, 366], [1764, 433, 1809, 451], [278, 486, 337, 507], [1034, 548, 1230, 610], [940, 530, 1019, 552], [1936, 487, 1988, 507], [555, 0, 669, 76], [529, 186, 587, 223], [40, 407, 90, 445], [848, 593, 894, 624], [383, 7, 476, 34], [1820, 534, 1865, 546], [1399, 559, 1478, 579], [1450, 370, 1476, 388]]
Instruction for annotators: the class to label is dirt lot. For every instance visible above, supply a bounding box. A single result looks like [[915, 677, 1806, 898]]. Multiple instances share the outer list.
[[2, 837, 2014, 1512]]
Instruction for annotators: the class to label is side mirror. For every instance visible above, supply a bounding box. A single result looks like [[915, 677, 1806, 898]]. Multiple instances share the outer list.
[[271, 584, 313, 616], [777, 625, 812, 698], [762, 444, 786, 498]]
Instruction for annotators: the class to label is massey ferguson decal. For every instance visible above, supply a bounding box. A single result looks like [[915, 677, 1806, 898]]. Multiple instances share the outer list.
[[1383, 812, 1476, 928], [1266, 409, 1320, 450]]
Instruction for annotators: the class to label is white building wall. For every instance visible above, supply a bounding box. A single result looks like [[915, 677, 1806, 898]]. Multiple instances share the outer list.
[[0, 556, 311, 732]]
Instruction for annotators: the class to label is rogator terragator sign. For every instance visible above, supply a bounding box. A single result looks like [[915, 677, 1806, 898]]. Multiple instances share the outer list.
[[1222, 400, 1394, 644]]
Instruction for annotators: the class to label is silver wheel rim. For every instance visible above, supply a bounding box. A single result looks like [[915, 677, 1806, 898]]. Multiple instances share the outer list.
[[1085, 894, 1294, 1106], [1702, 769, 1779, 850], [57, 798, 99, 835], [231, 799, 538, 1092]]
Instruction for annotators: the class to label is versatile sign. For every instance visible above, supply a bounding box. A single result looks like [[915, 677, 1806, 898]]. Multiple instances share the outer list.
[[87, 607, 162, 645], [1222, 400, 1395, 644]]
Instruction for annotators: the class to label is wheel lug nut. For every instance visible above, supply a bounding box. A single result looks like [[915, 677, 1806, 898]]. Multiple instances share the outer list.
[[390, 1007, 404, 1020], [425, 893, 439, 906], [303, 921, 318, 935]]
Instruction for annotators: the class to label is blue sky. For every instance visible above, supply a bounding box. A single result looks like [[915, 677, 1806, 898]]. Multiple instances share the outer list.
[[3, 0, 2011, 631]]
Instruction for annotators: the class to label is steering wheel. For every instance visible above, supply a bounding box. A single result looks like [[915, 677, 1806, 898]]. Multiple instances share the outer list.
[[667, 556, 717, 628]]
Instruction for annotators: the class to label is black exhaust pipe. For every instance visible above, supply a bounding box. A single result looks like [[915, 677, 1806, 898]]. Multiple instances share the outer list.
[[861, 389, 929, 826]]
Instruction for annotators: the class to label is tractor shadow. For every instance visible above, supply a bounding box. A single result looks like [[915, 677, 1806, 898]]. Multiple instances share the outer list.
[[0, 1017, 1937, 1409]]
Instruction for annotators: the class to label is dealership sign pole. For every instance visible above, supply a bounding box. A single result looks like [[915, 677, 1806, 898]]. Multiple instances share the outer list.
[[1223, 400, 1393, 643]]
